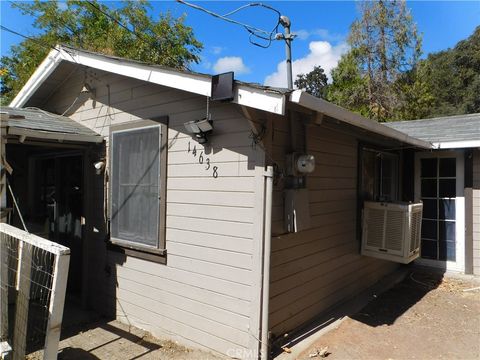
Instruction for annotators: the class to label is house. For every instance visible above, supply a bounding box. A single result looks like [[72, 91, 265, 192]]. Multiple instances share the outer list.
[[1, 45, 477, 359], [386, 114, 480, 275]]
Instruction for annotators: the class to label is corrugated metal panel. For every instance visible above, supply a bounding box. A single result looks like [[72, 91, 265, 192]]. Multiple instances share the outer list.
[[386, 113, 480, 144]]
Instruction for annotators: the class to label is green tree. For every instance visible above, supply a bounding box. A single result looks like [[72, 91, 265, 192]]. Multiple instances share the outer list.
[[294, 65, 328, 99], [0, 0, 202, 105], [419, 26, 480, 117], [394, 62, 435, 120], [329, 0, 424, 121], [327, 52, 369, 115]]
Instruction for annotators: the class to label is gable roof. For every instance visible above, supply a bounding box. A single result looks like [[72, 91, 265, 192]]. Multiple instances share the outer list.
[[10, 45, 432, 149], [386, 113, 480, 149], [10, 45, 287, 116], [0, 106, 103, 143]]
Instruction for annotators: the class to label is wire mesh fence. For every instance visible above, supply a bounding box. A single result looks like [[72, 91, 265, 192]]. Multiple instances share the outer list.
[[0, 224, 70, 360]]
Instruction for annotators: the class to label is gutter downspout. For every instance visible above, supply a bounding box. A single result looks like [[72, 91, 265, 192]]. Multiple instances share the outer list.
[[261, 166, 274, 359]]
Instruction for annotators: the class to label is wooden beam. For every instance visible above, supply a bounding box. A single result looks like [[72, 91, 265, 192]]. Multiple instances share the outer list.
[[43, 252, 70, 359]]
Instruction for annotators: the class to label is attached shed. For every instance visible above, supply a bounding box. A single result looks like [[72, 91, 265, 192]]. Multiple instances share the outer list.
[[3, 45, 438, 359], [387, 114, 480, 275]]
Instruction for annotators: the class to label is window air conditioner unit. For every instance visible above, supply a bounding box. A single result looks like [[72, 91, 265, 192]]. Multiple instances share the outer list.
[[361, 201, 423, 264]]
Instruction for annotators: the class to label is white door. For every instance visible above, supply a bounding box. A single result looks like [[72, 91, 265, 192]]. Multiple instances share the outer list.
[[415, 151, 465, 272]]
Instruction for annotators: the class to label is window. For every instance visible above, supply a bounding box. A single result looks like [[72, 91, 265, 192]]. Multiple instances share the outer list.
[[360, 147, 399, 202], [419, 157, 457, 261], [109, 119, 168, 258]]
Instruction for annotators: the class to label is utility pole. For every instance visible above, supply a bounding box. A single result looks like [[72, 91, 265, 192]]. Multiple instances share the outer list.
[[276, 16, 295, 90]]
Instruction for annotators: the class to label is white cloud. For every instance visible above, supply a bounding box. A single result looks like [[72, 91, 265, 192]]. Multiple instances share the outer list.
[[213, 56, 251, 75], [294, 28, 345, 43], [212, 46, 224, 55], [295, 29, 311, 41], [264, 41, 349, 88]]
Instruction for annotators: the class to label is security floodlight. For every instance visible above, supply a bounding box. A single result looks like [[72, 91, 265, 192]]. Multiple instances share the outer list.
[[184, 121, 200, 134], [184, 118, 213, 144], [196, 118, 213, 132]]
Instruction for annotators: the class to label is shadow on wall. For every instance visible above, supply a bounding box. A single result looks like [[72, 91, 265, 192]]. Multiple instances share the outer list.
[[49, 66, 263, 171]]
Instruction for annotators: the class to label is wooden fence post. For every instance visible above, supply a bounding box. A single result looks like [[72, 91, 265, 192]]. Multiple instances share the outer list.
[[0, 234, 9, 342], [43, 253, 70, 360], [12, 243, 32, 360]]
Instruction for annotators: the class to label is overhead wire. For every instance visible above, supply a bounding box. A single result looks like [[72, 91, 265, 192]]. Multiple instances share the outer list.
[[85, 1, 181, 67], [0, 25, 60, 53], [176, 0, 282, 48], [85, 1, 148, 43]]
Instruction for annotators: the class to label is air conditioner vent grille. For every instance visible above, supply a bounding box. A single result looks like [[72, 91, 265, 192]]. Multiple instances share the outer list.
[[365, 208, 385, 248], [410, 209, 422, 253], [385, 212, 404, 251], [362, 202, 423, 264]]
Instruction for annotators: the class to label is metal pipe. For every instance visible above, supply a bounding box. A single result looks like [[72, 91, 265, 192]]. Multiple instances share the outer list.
[[280, 16, 293, 90], [261, 166, 274, 359]]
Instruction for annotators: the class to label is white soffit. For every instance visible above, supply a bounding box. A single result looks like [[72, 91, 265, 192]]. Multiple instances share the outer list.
[[10, 47, 286, 115], [290, 90, 433, 149]]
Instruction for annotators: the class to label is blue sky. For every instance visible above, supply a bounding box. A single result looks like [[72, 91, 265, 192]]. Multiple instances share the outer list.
[[1, 1, 479, 87]]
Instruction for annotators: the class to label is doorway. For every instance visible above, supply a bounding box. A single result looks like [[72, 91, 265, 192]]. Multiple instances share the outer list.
[[415, 151, 465, 272], [30, 153, 84, 296]]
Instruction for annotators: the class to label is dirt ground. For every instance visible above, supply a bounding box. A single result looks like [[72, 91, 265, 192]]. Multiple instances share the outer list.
[[27, 318, 223, 360], [298, 271, 480, 360]]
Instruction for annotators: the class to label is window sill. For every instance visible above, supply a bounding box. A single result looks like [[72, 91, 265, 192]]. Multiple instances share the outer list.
[[107, 239, 167, 264]]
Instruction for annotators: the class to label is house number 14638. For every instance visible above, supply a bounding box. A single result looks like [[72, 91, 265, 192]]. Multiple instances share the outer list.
[[187, 141, 218, 178]]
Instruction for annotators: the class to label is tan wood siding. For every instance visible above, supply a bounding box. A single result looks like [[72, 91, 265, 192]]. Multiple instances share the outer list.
[[42, 67, 263, 357], [268, 116, 398, 337]]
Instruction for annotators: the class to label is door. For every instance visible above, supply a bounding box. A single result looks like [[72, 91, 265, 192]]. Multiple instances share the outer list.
[[415, 151, 465, 272], [32, 154, 84, 295]]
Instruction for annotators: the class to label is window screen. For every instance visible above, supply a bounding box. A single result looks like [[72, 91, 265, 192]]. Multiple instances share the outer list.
[[360, 148, 399, 202], [111, 126, 161, 247]]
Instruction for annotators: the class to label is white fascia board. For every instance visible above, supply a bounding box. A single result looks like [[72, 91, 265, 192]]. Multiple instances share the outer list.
[[290, 90, 432, 149], [10, 46, 287, 116], [69, 50, 212, 97], [67, 51, 285, 114], [432, 140, 480, 149], [9, 48, 64, 107], [235, 84, 285, 115], [8, 127, 103, 144]]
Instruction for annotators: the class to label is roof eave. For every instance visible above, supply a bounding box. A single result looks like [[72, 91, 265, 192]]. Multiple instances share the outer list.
[[432, 140, 480, 149], [289, 90, 433, 150], [10, 47, 65, 108], [7, 126, 103, 144], [10, 46, 286, 116]]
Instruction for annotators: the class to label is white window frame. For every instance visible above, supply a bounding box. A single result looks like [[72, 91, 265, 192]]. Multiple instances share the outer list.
[[414, 150, 465, 273]]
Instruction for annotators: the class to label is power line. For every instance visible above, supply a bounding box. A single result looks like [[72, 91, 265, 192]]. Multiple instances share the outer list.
[[176, 0, 281, 48], [0, 25, 60, 53], [85, 1, 181, 67], [85, 1, 148, 43]]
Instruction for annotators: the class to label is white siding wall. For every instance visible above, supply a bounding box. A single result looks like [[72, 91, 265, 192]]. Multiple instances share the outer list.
[[472, 150, 480, 275], [42, 67, 264, 357], [267, 114, 398, 337]]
